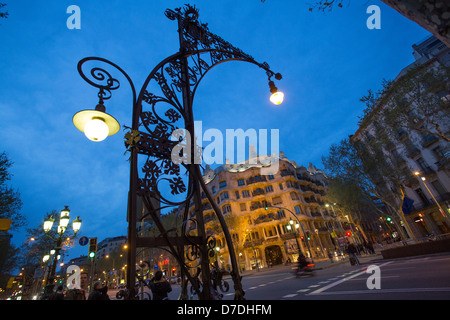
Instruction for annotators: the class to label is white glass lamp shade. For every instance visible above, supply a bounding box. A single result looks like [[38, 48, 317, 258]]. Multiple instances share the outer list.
[[73, 110, 120, 142], [59, 215, 70, 229], [43, 217, 55, 233], [270, 91, 284, 105], [72, 216, 82, 233]]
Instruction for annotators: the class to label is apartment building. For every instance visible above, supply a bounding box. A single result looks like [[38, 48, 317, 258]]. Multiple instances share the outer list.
[[187, 152, 344, 271], [350, 36, 450, 239]]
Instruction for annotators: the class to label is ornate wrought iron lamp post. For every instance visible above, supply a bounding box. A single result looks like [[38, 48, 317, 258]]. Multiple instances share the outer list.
[[72, 4, 283, 300], [41, 206, 81, 298]]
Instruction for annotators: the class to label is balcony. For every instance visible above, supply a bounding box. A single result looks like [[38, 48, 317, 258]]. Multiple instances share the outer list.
[[250, 201, 271, 211], [410, 192, 450, 213], [252, 188, 266, 197], [246, 175, 267, 185], [311, 211, 322, 217], [436, 152, 450, 171]]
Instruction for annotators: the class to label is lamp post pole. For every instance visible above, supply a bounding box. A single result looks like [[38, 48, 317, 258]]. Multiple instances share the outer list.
[[268, 205, 314, 262]]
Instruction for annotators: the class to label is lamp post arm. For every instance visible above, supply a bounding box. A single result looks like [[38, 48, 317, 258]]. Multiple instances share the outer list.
[[267, 205, 314, 261]]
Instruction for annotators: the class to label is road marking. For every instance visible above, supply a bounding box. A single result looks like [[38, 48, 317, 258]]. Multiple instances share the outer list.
[[309, 261, 393, 295], [282, 294, 298, 298], [308, 284, 320, 288], [309, 287, 450, 296], [297, 289, 310, 293]]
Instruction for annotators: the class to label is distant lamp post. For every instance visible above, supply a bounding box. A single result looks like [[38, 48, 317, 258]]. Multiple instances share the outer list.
[[414, 171, 447, 218], [41, 206, 82, 297]]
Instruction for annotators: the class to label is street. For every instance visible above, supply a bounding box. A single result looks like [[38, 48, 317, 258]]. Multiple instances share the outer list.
[[109, 253, 450, 300]]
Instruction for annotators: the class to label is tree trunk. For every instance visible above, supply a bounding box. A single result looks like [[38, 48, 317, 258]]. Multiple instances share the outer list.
[[381, 0, 450, 48]]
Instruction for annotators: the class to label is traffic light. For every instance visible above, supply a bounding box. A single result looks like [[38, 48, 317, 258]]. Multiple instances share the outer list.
[[386, 216, 392, 222], [263, 200, 269, 210], [346, 231, 353, 237], [88, 237, 97, 259], [305, 231, 311, 241]]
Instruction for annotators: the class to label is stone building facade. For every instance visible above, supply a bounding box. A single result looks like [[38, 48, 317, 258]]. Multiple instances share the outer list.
[[187, 153, 345, 271]]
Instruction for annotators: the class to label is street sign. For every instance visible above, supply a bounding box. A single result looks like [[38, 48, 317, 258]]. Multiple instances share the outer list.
[[79, 236, 89, 246]]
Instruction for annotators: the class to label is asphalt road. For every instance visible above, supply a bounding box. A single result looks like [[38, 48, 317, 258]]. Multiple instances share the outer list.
[[235, 253, 450, 300], [108, 252, 450, 300]]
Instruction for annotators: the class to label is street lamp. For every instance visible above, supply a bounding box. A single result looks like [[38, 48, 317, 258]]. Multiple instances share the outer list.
[[414, 171, 447, 218], [73, 101, 120, 142], [41, 206, 82, 298], [72, 4, 283, 300], [269, 79, 284, 105], [43, 216, 55, 233]]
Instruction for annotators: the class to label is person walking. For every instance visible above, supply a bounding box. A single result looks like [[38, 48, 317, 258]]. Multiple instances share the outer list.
[[149, 270, 172, 300]]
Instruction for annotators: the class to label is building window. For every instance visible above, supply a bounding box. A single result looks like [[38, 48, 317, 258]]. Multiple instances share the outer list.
[[222, 204, 232, 214], [265, 185, 274, 193], [272, 196, 282, 205], [294, 205, 301, 214], [268, 174, 274, 180], [212, 186, 216, 194], [264, 226, 278, 238], [431, 180, 447, 196], [277, 210, 285, 218], [240, 203, 247, 212], [279, 183, 283, 190], [220, 191, 229, 200], [242, 190, 250, 198], [235, 191, 240, 199], [250, 231, 259, 240], [219, 180, 227, 189], [237, 178, 245, 186]]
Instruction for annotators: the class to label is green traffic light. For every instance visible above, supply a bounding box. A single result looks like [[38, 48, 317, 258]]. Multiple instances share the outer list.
[[89, 252, 95, 258]]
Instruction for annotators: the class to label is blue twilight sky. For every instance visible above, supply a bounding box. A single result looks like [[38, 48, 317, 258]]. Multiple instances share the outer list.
[[0, 0, 430, 261]]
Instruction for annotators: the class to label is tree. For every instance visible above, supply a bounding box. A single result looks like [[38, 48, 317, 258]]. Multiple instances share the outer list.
[[0, 2, 8, 20], [0, 152, 26, 232], [262, 0, 450, 48], [322, 138, 415, 239], [359, 62, 450, 143]]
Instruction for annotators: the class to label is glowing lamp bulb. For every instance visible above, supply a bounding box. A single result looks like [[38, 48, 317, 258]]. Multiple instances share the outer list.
[[270, 91, 284, 105], [84, 118, 109, 142]]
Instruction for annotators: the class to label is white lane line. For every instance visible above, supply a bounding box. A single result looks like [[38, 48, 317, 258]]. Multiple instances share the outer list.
[[310, 287, 450, 296], [309, 261, 393, 295], [282, 294, 298, 298]]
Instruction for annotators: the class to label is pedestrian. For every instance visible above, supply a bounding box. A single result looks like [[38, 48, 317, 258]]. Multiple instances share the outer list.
[[149, 270, 172, 300], [347, 243, 360, 265], [88, 281, 110, 300], [327, 251, 334, 263]]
